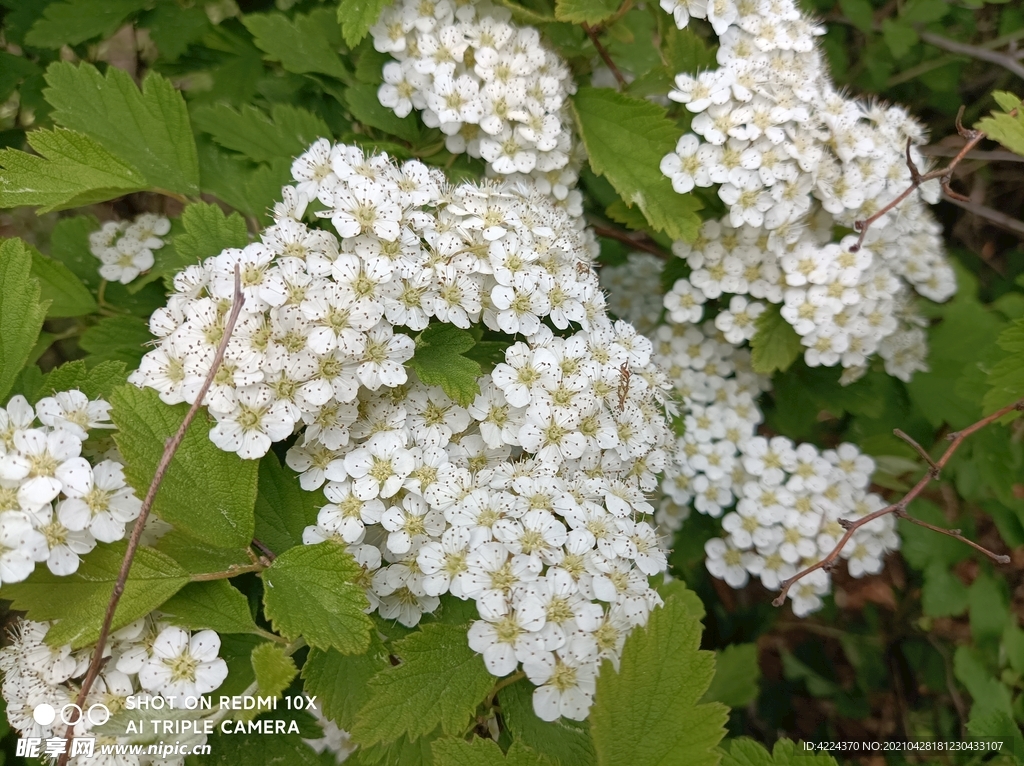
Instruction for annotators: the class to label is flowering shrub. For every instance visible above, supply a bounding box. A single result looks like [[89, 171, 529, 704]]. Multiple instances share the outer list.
[[0, 0, 1022, 763]]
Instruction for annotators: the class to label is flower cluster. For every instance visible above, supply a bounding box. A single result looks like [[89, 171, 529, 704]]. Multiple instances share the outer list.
[[601, 253, 900, 615], [370, 0, 579, 197], [0, 617, 228, 765], [132, 141, 675, 722], [88, 213, 171, 285], [0, 392, 141, 583], [657, 0, 954, 379]]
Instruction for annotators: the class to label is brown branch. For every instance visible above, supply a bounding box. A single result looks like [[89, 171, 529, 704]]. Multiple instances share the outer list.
[[850, 107, 987, 252], [893, 428, 937, 472], [189, 562, 266, 581], [897, 512, 1009, 564], [582, 23, 627, 88], [941, 193, 1024, 240], [591, 222, 670, 258], [772, 398, 1022, 608], [56, 265, 244, 765], [920, 146, 1024, 163], [919, 30, 1024, 82]]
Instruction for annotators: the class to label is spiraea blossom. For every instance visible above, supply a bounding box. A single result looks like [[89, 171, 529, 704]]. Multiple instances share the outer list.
[[88, 213, 171, 285], [600, 253, 900, 616], [657, 0, 954, 379], [0, 392, 140, 582], [132, 141, 676, 723], [0, 617, 228, 765], [370, 0, 581, 199]]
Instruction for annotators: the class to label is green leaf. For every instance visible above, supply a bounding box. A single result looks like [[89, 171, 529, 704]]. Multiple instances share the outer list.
[[966, 711, 1024, 765], [984, 317, 1024, 412], [351, 621, 495, 746], [750, 304, 802, 375], [243, 8, 349, 80], [346, 82, 424, 144], [968, 572, 1008, 642], [302, 637, 390, 730], [191, 103, 332, 164], [838, 0, 874, 33], [432, 738, 555, 766], [499, 680, 597, 766], [111, 386, 258, 549], [898, 499, 970, 569], [0, 238, 48, 402], [252, 642, 299, 700], [554, 0, 619, 25], [25, 0, 152, 48], [662, 25, 717, 75], [197, 139, 291, 225], [49, 215, 102, 288], [590, 592, 727, 766], [172, 202, 250, 270], [977, 95, 1024, 159], [702, 644, 759, 708], [571, 87, 701, 242], [722, 738, 839, 766], [44, 62, 200, 196], [337, 0, 391, 48], [262, 541, 373, 653], [143, 2, 211, 62], [158, 580, 259, 635], [408, 324, 484, 406], [37, 360, 128, 402], [954, 645, 1014, 719], [881, 19, 918, 60], [29, 245, 97, 318], [901, 0, 949, 23], [0, 128, 147, 212], [921, 563, 969, 617], [254, 452, 323, 555], [79, 315, 153, 368], [197, 726, 325, 766], [155, 530, 253, 576], [1, 543, 189, 649]]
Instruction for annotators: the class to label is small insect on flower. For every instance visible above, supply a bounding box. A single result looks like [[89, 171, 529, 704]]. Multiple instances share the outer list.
[[617, 362, 631, 412]]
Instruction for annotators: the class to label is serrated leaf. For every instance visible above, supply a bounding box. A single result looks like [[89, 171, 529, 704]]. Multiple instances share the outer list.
[[702, 643, 759, 708], [571, 87, 701, 242], [968, 572, 1008, 642], [408, 324, 483, 406], [432, 738, 555, 766], [243, 8, 349, 80], [0, 543, 189, 649], [0, 128, 147, 212], [262, 541, 373, 653], [172, 202, 250, 272], [351, 621, 495, 746], [49, 215, 102, 287], [984, 317, 1024, 412], [554, 0, 619, 25], [44, 62, 200, 196], [337, 0, 391, 48], [977, 94, 1024, 156], [192, 103, 332, 164], [590, 592, 727, 766], [722, 738, 838, 766], [29, 244, 97, 318], [111, 386, 258, 548], [346, 82, 424, 144], [954, 645, 1014, 720], [0, 238, 48, 401], [254, 452, 322, 555], [302, 637, 390, 730], [25, 0, 152, 48], [881, 19, 918, 60], [143, 2, 210, 62], [662, 25, 717, 75], [499, 680, 596, 766], [750, 304, 801, 375], [197, 138, 291, 225], [37, 360, 128, 402], [252, 642, 298, 700], [79, 315, 153, 368], [966, 710, 1024, 764], [159, 580, 259, 634]]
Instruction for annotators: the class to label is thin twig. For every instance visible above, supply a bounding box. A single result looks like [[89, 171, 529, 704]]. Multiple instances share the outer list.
[[56, 265, 244, 766], [189, 562, 266, 581], [772, 398, 1023, 608], [896, 512, 1009, 564], [251, 537, 277, 562], [887, 27, 1024, 87], [591, 222, 669, 258], [941, 193, 1024, 240], [582, 23, 627, 88], [893, 428, 937, 472], [851, 107, 987, 251], [920, 146, 1024, 163], [919, 30, 1024, 82]]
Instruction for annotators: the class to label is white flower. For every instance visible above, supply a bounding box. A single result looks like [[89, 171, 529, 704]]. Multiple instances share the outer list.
[[0, 512, 47, 584], [209, 386, 295, 459], [57, 460, 141, 543], [138, 628, 227, 706]]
